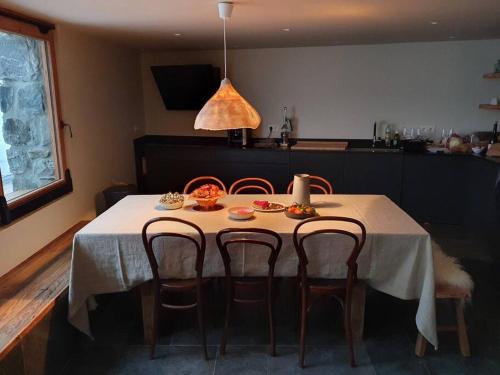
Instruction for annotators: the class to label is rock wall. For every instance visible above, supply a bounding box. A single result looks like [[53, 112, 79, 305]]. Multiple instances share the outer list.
[[0, 32, 56, 193]]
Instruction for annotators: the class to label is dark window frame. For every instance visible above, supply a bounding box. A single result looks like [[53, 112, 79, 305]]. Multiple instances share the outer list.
[[0, 7, 72, 225]]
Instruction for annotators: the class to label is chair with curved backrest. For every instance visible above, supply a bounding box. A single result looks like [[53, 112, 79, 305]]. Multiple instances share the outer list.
[[293, 216, 366, 368], [216, 228, 282, 356], [183, 176, 227, 194], [287, 175, 333, 194], [228, 177, 275, 195], [141, 217, 208, 360]]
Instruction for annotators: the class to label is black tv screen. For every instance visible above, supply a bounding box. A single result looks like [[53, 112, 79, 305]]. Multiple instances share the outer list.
[[151, 64, 220, 110]]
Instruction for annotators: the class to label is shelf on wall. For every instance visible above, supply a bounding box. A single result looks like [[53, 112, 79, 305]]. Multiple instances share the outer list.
[[483, 73, 500, 79], [479, 104, 500, 110]]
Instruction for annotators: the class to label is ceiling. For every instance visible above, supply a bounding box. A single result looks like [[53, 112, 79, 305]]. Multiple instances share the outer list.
[[3, 0, 500, 50]]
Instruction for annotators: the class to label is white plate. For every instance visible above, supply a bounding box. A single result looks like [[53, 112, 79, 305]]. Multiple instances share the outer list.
[[251, 201, 286, 212]]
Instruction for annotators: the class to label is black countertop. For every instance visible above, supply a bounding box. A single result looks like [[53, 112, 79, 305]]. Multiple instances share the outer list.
[[134, 135, 500, 166]]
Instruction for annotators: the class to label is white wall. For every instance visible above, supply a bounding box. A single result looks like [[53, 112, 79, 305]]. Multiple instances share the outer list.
[[142, 39, 500, 139], [0, 25, 144, 277]]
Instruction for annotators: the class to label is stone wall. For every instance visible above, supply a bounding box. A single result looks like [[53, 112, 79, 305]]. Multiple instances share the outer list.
[[0, 32, 56, 194]]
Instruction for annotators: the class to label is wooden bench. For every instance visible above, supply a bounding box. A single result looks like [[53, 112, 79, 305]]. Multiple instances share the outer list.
[[0, 221, 88, 375]]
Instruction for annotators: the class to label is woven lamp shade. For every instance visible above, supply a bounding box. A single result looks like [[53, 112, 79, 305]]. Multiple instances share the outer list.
[[194, 78, 261, 130]]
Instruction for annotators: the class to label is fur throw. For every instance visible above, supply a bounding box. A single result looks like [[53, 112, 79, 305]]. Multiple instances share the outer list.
[[432, 240, 474, 292]]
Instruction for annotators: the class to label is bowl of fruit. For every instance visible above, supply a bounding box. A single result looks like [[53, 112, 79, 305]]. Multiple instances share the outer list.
[[189, 184, 226, 210], [285, 203, 317, 219], [159, 192, 184, 210]]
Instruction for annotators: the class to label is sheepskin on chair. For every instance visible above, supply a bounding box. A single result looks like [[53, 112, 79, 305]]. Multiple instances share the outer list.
[[432, 240, 474, 292]]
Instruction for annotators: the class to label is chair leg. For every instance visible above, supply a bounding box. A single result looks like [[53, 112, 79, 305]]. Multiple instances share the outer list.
[[295, 278, 301, 333], [299, 287, 307, 368], [344, 295, 356, 367], [150, 295, 159, 360], [267, 283, 276, 356], [197, 293, 208, 360], [415, 333, 427, 357], [455, 298, 471, 357], [220, 280, 232, 356]]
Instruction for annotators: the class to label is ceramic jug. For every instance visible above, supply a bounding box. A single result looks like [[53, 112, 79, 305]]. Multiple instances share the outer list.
[[291, 174, 310, 205]]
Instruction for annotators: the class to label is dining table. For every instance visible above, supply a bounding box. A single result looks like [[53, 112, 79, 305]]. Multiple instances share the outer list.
[[68, 194, 437, 348]]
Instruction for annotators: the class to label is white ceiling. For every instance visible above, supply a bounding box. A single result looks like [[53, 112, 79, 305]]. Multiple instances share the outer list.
[[3, 0, 500, 50]]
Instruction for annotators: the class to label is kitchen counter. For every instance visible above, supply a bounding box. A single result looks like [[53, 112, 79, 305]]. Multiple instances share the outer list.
[[135, 135, 500, 165]]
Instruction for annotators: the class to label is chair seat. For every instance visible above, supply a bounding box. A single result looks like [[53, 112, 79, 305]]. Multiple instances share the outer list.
[[304, 278, 348, 293], [436, 284, 471, 299], [160, 278, 210, 290], [307, 279, 347, 290], [233, 276, 268, 285]]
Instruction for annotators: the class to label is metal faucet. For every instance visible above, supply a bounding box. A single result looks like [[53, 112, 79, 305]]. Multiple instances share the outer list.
[[372, 122, 377, 148]]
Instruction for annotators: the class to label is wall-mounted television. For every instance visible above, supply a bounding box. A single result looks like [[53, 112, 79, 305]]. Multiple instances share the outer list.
[[151, 64, 220, 110]]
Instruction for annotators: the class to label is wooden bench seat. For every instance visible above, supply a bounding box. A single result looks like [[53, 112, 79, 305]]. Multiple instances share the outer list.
[[0, 221, 88, 374]]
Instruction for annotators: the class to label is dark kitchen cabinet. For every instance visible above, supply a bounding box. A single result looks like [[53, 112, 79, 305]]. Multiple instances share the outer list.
[[401, 154, 466, 224], [141, 144, 289, 193], [289, 151, 345, 193], [343, 153, 403, 204], [464, 157, 500, 260]]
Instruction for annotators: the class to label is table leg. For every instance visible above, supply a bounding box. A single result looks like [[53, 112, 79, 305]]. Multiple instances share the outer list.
[[140, 281, 154, 345], [351, 282, 366, 342]]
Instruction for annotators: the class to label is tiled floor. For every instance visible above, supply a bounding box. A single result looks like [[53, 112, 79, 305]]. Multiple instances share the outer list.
[[61, 224, 500, 374]]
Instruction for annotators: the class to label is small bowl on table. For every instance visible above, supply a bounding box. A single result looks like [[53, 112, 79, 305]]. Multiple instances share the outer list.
[[228, 206, 255, 220], [159, 192, 184, 210]]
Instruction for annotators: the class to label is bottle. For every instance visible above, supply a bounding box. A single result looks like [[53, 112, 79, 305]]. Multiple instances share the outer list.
[[392, 130, 401, 149], [489, 121, 498, 149], [384, 126, 391, 148], [280, 106, 292, 147]]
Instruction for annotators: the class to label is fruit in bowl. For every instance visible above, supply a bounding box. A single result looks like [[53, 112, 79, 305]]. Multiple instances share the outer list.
[[285, 203, 317, 219], [189, 184, 225, 209], [159, 192, 184, 210]]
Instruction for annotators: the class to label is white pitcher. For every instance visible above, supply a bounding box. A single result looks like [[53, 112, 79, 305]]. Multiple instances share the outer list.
[[291, 174, 310, 205]]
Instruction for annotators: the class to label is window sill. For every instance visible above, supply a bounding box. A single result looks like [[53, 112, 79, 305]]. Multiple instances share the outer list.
[[0, 169, 73, 225]]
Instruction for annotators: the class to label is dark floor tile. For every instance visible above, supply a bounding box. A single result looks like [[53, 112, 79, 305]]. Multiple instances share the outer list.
[[61, 344, 123, 374], [421, 346, 500, 375], [365, 334, 430, 375], [115, 345, 216, 375], [214, 346, 268, 375], [268, 345, 375, 374], [169, 325, 222, 346]]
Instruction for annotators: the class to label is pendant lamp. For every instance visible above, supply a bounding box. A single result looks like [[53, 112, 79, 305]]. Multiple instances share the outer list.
[[194, 2, 261, 131]]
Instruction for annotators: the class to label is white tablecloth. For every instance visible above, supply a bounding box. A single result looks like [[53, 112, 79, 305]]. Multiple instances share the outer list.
[[69, 194, 436, 347]]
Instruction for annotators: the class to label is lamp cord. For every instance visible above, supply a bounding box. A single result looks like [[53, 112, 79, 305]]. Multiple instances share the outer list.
[[223, 17, 227, 79]]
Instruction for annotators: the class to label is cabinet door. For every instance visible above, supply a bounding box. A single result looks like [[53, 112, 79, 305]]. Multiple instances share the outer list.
[[401, 154, 465, 224], [215, 149, 290, 193], [143, 145, 289, 193], [343, 153, 403, 204], [289, 151, 345, 193]]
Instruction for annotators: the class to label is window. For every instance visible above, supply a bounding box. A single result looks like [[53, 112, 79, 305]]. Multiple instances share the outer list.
[[0, 8, 71, 225]]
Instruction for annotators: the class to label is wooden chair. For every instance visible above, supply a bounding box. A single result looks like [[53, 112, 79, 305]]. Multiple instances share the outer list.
[[287, 175, 333, 194], [183, 176, 227, 194], [293, 216, 366, 368], [216, 228, 283, 356], [228, 177, 275, 194], [415, 285, 471, 357], [141, 217, 208, 360]]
